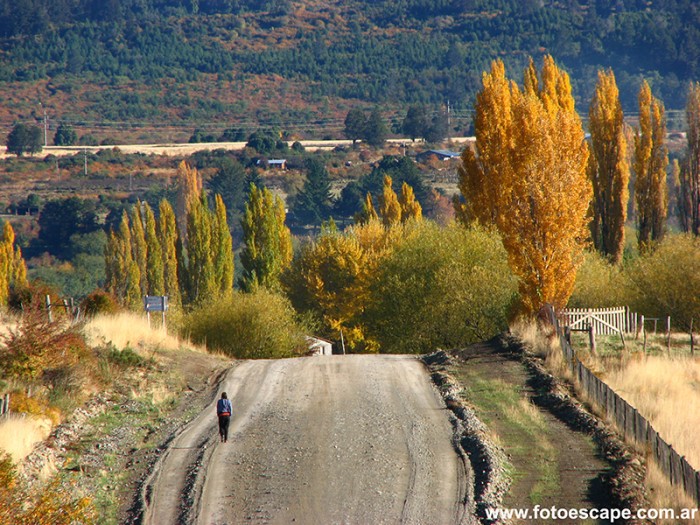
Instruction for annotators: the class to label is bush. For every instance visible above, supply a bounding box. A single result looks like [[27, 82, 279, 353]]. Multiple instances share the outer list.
[[624, 233, 700, 330], [364, 222, 517, 353], [81, 290, 120, 317], [568, 250, 627, 308], [0, 452, 95, 525], [182, 290, 308, 359]]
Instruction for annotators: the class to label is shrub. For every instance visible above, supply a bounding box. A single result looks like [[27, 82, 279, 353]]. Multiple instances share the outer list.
[[364, 222, 517, 353], [0, 452, 96, 525], [568, 250, 627, 308], [0, 309, 92, 381], [183, 290, 308, 359], [624, 233, 700, 330], [81, 290, 120, 317]]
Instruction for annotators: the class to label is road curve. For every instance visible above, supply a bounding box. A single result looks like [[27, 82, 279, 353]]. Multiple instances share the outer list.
[[142, 355, 473, 525]]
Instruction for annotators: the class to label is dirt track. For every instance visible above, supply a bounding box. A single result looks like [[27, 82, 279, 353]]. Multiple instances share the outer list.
[[142, 355, 473, 525]]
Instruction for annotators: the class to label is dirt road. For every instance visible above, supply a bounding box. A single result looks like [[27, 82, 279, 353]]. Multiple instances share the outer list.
[[142, 355, 473, 525]]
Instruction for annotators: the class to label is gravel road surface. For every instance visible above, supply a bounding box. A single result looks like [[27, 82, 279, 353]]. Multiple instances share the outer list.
[[142, 355, 472, 525]]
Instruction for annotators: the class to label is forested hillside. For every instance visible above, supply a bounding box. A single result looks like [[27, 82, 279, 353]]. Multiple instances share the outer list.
[[1, 0, 699, 140]]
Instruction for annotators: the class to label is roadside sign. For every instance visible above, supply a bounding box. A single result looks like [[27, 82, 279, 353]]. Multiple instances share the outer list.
[[144, 295, 168, 312]]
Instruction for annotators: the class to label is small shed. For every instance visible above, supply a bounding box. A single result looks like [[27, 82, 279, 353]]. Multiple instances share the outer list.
[[306, 336, 333, 356], [416, 149, 461, 163]]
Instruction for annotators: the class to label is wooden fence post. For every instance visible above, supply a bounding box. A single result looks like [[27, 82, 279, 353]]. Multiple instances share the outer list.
[[691, 319, 695, 356], [589, 325, 597, 356], [666, 316, 671, 354], [45, 294, 53, 323]]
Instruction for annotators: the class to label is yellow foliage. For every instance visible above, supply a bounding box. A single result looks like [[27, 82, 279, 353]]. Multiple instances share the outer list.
[[379, 175, 402, 227], [634, 80, 668, 252], [458, 56, 591, 314], [399, 182, 422, 222], [0, 223, 27, 306], [588, 69, 629, 264]]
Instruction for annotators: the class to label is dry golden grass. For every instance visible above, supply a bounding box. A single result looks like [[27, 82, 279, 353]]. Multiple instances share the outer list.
[[0, 414, 52, 463], [83, 312, 202, 355], [604, 355, 700, 470], [645, 461, 698, 524]]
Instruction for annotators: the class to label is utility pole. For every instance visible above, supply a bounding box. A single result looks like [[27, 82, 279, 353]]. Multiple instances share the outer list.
[[39, 103, 48, 147], [446, 100, 451, 139]]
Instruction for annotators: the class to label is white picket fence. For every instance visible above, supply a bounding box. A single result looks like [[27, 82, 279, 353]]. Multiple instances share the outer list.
[[561, 307, 637, 336]]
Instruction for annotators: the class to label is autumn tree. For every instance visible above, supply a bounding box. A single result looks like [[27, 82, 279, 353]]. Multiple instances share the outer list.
[[679, 82, 700, 235], [158, 199, 181, 307], [143, 202, 164, 296], [634, 80, 668, 252], [588, 69, 630, 264], [105, 211, 141, 308], [175, 160, 202, 239], [457, 57, 592, 313], [399, 182, 422, 222], [130, 202, 148, 297], [379, 176, 401, 227], [240, 184, 292, 291], [184, 194, 217, 305], [0, 223, 27, 305], [212, 194, 234, 297]]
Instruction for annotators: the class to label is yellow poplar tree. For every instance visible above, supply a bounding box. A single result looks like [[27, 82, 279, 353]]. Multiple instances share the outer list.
[[212, 194, 234, 297], [354, 193, 379, 225], [457, 56, 591, 313], [130, 202, 148, 297], [143, 202, 164, 296], [240, 184, 293, 291], [0, 223, 27, 305], [679, 82, 700, 235], [588, 69, 630, 264], [399, 182, 422, 222], [175, 161, 202, 241], [185, 194, 217, 305], [634, 80, 668, 252], [109, 211, 141, 308], [379, 175, 402, 227], [158, 199, 181, 307]]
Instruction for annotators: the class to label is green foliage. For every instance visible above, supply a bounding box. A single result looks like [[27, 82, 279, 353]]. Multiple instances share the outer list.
[[567, 250, 627, 309], [336, 156, 433, 220], [569, 234, 700, 331], [36, 197, 99, 259], [53, 122, 77, 146], [5, 123, 42, 157], [290, 157, 333, 226], [106, 344, 145, 368], [625, 233, 700, 331], [182, 290, 308, 359], [364, 222, 517, 353], [239, 184, 292, 291], [343, 108, 387, 147]]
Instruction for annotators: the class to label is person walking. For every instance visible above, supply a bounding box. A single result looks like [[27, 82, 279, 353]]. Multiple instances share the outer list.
[[216, 392, 232, 443]]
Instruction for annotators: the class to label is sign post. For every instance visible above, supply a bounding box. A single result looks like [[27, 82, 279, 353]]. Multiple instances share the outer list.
[[144, 296, 169, 329]]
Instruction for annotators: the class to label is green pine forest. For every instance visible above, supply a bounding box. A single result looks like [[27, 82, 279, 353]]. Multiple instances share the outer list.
[[1, 0, 700, 136]]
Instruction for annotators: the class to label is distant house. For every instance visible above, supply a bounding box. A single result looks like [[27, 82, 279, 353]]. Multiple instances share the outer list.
[[306, 336, 333, 356], [255, 159, 287, 170], [416, 149, 461, 163]]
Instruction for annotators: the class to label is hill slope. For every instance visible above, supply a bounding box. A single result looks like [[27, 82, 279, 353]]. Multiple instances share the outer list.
[[1, 0, 698, 142]]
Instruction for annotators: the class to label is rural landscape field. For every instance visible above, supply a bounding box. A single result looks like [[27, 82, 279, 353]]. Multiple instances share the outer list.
[[1, 1, 700, 524]]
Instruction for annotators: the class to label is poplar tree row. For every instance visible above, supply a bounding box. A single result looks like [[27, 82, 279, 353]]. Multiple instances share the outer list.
[[105, 166, 234, 308]]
